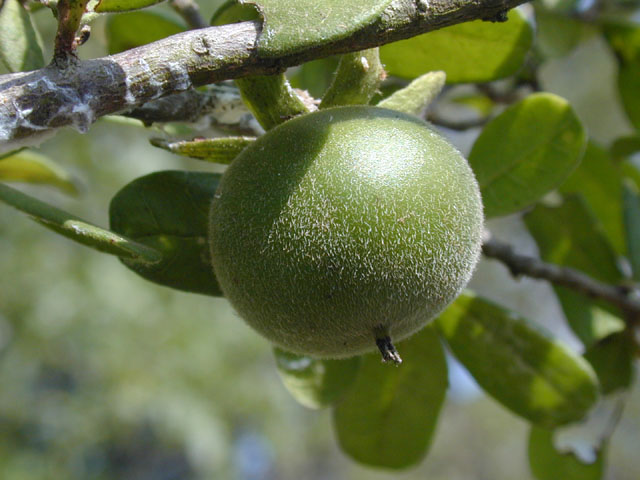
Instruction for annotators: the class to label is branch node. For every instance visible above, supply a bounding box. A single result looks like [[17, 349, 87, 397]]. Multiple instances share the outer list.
[[74, 25, 91, 49]]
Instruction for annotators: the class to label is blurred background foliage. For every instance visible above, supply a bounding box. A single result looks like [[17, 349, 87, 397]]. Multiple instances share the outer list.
[[1, 0, 640, 478]]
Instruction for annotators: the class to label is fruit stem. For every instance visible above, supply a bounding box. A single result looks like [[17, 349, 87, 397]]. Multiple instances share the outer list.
[[376, 336, 402, 365], [320, 48, 386, 109], [234, 74, 309, 130]]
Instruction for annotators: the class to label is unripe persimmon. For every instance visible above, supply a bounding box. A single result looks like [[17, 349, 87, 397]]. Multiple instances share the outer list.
[[209, 106, 483, 362]]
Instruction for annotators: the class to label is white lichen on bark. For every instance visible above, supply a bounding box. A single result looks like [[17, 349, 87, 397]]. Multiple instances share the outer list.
[[0, 0, 527, 152]]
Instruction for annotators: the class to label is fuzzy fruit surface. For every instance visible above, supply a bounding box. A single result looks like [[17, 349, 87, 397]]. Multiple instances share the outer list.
[[209, 106, 484, 358]]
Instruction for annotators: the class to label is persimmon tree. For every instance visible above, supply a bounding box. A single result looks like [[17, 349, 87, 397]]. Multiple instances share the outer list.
[[0, 0, 639, 478]]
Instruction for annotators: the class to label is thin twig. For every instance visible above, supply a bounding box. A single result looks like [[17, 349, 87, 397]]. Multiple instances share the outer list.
[[122, 83, 247, 125], [481, 233, 640, 318], [170, 0, 208, 30], [53, 0, 90, 64]]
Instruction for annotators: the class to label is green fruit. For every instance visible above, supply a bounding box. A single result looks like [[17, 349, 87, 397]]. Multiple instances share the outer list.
[[209, 106, 483, 361]]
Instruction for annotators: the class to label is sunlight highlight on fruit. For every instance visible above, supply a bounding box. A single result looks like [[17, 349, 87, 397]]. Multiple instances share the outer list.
[[209, 106, 484, 361]]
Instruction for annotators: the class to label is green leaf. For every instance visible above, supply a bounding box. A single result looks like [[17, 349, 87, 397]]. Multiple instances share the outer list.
[[0, 150, 79, 195], [603, 23, 640, 130], [95, 0, 165, 13], [0, 0, 44, 72], [249, 0, 393, 58], [533, 4, 588, 59], [0, 182, 161, 263], [109, 170, 223, 296], [618, 61, 640, 131], [380, 10, 533, 83], [621, 160, 640, 189], [553, 295, 624, 349], [288, 57, 340, 99], [332, 325, 447, 469], [377, 71, 446, 116], [274, 348, 360, 409], [105, 11, 185, 54], [560, 142, 625, 255], [469, 93, 586, 218], [210, 0, 260, 25], [604, 23, 640, 63], [150, 136, 255, 164], [610, 135, 640, 160], [529, 427, 604, 480], [0, 147, 25, 160], [524, 196, 625, 347], [450, 92, 495, 116], [437, 293, 599, 428], [584, 332, 635, 395], [623, 179, 640, 281]]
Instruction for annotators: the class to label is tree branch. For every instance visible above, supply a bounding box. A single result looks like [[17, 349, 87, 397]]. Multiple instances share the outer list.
[[170, 0, 208, 30], [122, 83, 253, 130], [0, 0, 527, 153], [481, 233, 640, 319]]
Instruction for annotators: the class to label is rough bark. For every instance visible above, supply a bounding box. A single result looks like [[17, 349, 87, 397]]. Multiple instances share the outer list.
[[0, 0, 526, 152]]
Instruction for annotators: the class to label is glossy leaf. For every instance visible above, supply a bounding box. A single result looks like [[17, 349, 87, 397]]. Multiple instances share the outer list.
[[380, 10, 532, 83], [105, 11, 185, 54], [469, 93, 586, 218], [623, 180, 640, 281], [274, 348, 360, 409], [150, 136, 255, 164], [333, 325, 447, 469], [584, 332, 635, 395], [0, 182, 161, 263], [437, 293, 599, 428], [0, 0, 44, 72], [95, 0, 165, 13], [109, 170, 223, 296], [524, 196, 625, 347], [529, 427, 604, 480], [560, 142, 625, 255], [377, 71, 446, 116], [250, 0, 393, 58]]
